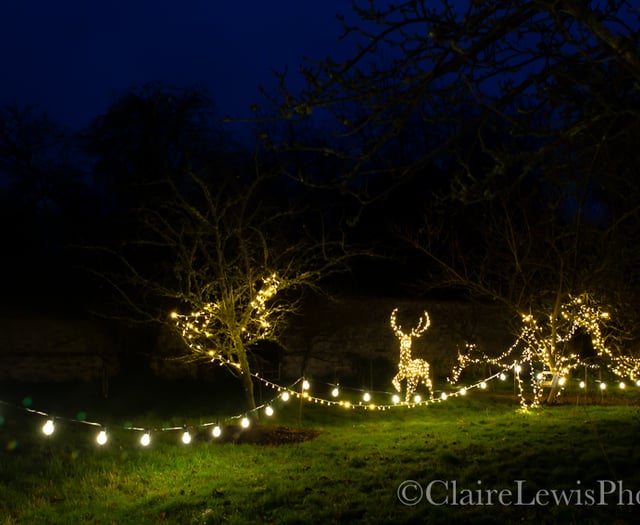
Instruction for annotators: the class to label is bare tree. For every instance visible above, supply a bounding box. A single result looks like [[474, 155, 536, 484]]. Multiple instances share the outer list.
[[82, 84, 354, 411], [90, 166, 349, 411], [264, 0, 640, 402]]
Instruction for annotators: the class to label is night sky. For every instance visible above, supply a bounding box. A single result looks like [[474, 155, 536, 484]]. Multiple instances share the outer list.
[[0, 0, 349, 130]]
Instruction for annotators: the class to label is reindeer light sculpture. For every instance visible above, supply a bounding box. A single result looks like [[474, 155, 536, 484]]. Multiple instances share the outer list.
[[391, 308, 434, 403]]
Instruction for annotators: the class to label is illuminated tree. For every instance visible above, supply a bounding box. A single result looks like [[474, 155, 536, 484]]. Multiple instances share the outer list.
[[82, 83, 354, 411], [90, 165, 349, 411]]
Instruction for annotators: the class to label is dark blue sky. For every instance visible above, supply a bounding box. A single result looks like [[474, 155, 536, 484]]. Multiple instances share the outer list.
[[0, 1, 350, 130]]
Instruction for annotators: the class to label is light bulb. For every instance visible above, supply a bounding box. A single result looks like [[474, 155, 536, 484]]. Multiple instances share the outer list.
[[42, 419, 55, 436], [480, 382, 487, 390], [363, 392, 371, 402], [212, 425, 222, 438], [536, 373, 543, 381], [499, 373, 506, 381], [241, 417, 250, 429], [281, 392, 290, 402], [559, 377, 566, 386], [140, 432, 151, 447], [96, 430, 108, 446], [414, 395, 421, 403], [265, 406, 274, 417], [392, 394, 400, 404], [331, 387, 339, 397], [579, 381, 585, 389], [440, 392, 448, 401], [515, 364, 522, 374], [636, 380, 640, 387], [600, 382, 607, 390], [459, 387, 467, 396], [302, 380, 310, 391], [619, 382, 626, 389], [182, 430, 192, 444]]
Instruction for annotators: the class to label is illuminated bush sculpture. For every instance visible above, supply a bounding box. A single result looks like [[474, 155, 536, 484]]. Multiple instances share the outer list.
[[449, 293, 640, 408]]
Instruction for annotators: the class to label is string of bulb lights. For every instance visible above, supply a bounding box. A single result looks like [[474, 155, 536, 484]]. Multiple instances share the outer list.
[[2, 354, 638, 449]]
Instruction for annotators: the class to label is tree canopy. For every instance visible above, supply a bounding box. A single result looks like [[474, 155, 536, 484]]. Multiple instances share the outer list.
[[265, 0, 640, 387]]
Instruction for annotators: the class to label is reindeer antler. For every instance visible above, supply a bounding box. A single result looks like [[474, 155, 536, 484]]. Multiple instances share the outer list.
[[411, 311, 431, 337], [390, 308, 430, 339], [390, 308, 404, 338]]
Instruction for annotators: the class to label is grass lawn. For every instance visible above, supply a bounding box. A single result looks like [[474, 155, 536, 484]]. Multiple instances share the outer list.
[[1, 373, 640, 524]]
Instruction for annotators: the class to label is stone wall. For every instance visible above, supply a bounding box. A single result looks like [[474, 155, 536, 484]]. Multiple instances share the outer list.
[[0, 317, 119, 382], [0, 296, 513, 386], [148, 295, 514, 385]]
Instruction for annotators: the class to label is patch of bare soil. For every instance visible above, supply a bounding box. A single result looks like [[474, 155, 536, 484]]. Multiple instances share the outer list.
[[220, 425, 321, 445]]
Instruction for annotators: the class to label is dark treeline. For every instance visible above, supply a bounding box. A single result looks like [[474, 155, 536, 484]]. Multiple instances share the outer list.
[[1, 1, 639, 365]]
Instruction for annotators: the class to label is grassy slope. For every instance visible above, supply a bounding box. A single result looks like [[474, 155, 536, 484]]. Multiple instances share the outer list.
[[1, 379, 639, 524]]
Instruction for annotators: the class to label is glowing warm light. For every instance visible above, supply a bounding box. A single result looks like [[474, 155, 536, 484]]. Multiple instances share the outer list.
[[390, 308, 433, 402], [448, 294, 640, 409], [636, 380, 640, 387], [414, 394, 422, 403], [42, 419, 55, 436], [241, 417, 250, 428], [171, 274, 281, 368], [514, 364, 522, 374], [440, 392, 448, 400], [619, 382, 626, 389], [140, 432, 151, 446], [182, 430, 192, 444], [265, 405, 274, 416], [579, 381, 586, 389], [363, 392, 371, 402], [331, 387, 339, 397], [459, 387, 467, 396], [480, 382, 487, 390], [600, 382, 607, 391], [212, 425, 222, 438], [281, 392, 290, 402], [96, 430, 108, 446], [302, 380, 310, 391], [499, 373, 506, 381], [392, 394, 400, 404]]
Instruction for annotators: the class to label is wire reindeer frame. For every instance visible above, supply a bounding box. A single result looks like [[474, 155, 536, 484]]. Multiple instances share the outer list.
[[390, 308, 434, 403]]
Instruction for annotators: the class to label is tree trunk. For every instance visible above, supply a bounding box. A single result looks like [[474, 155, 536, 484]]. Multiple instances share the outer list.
[[236, 342, 257, 415], [545, 373, 560, 405], [545, 286, 564, 405]]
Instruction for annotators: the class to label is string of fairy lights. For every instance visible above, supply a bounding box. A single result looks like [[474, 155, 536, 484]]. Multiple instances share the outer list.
[[2, 292, 640, 447]]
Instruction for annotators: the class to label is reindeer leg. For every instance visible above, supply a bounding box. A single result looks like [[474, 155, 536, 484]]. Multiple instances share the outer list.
[[423, 365, 433, 399], [392, 372, 402, 393], [406, 376, 417, 403]]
